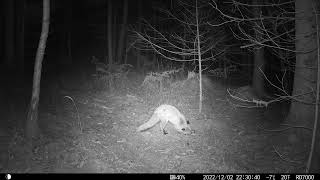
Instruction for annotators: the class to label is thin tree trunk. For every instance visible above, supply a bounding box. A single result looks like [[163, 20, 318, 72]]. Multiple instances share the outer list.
[[104, 1, 107, 59], [59, 1, 72, 65], [107, 0, 113, 90], [4, 0, 14, 69], [152, 2, 158, 70], [66, 0, 73, 64], [16, 0, 25, 75], [107, 0, 113, 66], [195, 0, 202, 113], [252, 48, 264, 95], [113, 8, 117, 63], [26, 0, 50, 144], [137, 0, 142, 71], [252, 0, 265, 97], [117, 0, 128, 64], [306, 3, 320, 172]]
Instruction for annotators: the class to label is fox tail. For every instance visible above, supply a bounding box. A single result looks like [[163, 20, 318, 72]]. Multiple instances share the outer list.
[[137, 113, 160, 132]]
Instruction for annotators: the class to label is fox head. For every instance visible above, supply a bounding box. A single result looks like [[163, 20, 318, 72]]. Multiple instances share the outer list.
[[177, 118, 192, 134]]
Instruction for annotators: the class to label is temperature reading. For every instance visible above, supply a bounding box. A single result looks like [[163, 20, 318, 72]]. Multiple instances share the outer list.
[[267, 175, 275, 180], [281, 175, 290, 180]]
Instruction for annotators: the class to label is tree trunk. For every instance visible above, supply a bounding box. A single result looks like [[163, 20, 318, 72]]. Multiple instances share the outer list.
[[107, 0, 113, 66], [15, 0, 25, 75], [195, 0, 203, 113], [289, 0, 319, 172], [59, 1, 72, 66], [66, 0, 73, 65], [4, 0, 15, 69], [0, 2, 2, 62], [26, 0, 50, 144], [252, 48, 265, 96], [251, 0, 265, 97], [290, 0, 317, 128], [112, 7, 118, 63], [107, 0, 113, 90], [137, 0, 142, 71], [117, 0, 128, 64]]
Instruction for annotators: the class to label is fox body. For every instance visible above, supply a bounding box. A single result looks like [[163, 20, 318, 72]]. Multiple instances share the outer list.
[[137, 104, 192, 135]]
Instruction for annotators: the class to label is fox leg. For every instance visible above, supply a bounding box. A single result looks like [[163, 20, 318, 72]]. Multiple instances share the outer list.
[[160, 120, 169, 135]]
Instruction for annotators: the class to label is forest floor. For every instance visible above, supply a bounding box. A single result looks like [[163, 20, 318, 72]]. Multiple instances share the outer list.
[[0, 70, 311, 173]]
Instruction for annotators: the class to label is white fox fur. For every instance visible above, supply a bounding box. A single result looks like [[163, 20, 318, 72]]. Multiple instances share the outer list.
[[137, 104, 191, 134]]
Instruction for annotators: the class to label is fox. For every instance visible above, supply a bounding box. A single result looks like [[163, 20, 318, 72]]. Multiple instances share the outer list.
[[137, 104, 192, 135]]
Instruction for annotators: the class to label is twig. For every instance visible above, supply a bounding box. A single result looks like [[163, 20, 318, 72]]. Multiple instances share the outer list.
[[63, 96, 82, 133], [273, 146, 303, 164], [227, 88, 269, 108], [257, 123, 313, 132]]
